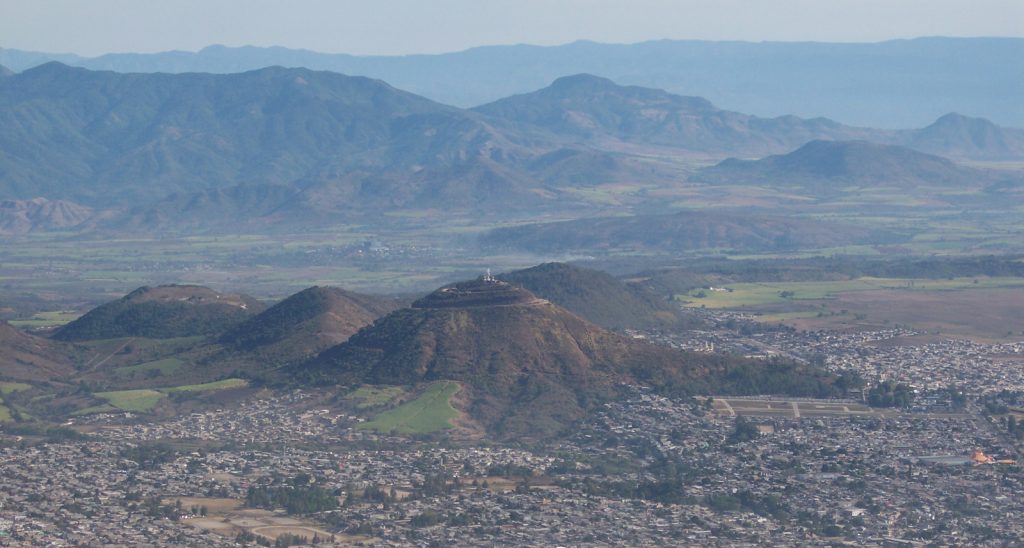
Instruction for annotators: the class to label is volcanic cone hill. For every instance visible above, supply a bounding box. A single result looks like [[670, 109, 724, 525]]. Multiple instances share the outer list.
[[218, 286, 402, 362], [53, 285, 265, 341], [496, 262, 685, 330], [0, 321, 77, 381], [295, 277, 839, 439]]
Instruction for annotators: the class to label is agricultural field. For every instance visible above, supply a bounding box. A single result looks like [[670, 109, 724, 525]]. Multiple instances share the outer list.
[[0, 382, 31, 395], [163, 378, 249, 393], [344, 385, 405, 408], [680, 276, 1024, 309], [85, 379, 249, 414], [8, 310, 80, 329], [358, 381, 461, 434], [94, 389, 165, 412], [115, 358, 184, 378]]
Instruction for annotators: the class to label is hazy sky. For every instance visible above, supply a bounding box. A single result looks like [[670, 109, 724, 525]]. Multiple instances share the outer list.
[[2, 0, 1022, 56]]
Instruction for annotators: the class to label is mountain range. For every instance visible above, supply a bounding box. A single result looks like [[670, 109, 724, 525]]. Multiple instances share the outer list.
[[695, 140, 1018, 192], [2, 37, 1022, 128], [2, 63, 1021, 235]]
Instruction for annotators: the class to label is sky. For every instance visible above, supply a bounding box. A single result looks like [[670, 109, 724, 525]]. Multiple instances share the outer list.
[[1, 0, 1022, 57]]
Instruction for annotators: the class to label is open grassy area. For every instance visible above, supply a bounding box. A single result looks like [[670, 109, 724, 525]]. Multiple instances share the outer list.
[[116, 358, 184, 378], [358, 381, 461, 434], [95, 389, 165, 412], [8, 310, 82, 329], [163, 378, 249, 393], [345, 385, 405, 408], [0, 382, 32, 395], [681, 276, 1024, 309]]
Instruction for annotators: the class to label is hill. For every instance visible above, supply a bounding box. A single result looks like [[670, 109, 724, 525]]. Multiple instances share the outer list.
[[0, 63, 690, 225], [53, 285, 264, 341], [901, 113, 1024, 161], [496, 263, 683, 330], [481, 210, 906, 255], [4, 38, 1022, 128], [0, 321, 77, 382], [695, 140, 1013, 192], [474, 74, 878, 156], [218, 286, 401, 363], [0, 197, 93, 234], [294, 278, 839, 439]]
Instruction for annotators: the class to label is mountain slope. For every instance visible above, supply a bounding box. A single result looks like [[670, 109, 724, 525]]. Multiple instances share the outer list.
[[0, 197, 93, 234], [696, 140, 1012, 191], [219, 286, 401, 362], [4, 38, 1021, 128], [295, 278, 839, 439], [901, 113, 1024, 161], [0, 63, 676, 222], [0, 63, 555, 209], [53, 285, 264, 341], [482, 210, 905, 255], [0, 322, 77, 381], [496, 262, 682, 330], [474, 74, 879, 156]]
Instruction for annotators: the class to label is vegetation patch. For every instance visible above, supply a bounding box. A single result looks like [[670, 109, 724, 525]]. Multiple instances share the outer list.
[[0, 382, 32, 395], [345, 385, 405, 408], [0, 403, 13, 422], [681, 276, 1024, 309], [116, 358, 184, 378], [95, 389, 165, 412], [358, 381, 461, 434], [163, 378, 249, 393]]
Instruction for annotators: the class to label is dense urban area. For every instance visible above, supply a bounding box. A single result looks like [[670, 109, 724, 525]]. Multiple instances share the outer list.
[[3, 308, 1023, 546]]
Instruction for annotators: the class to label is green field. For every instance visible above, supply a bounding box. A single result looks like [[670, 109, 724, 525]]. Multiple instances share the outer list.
[[358, 381, 461, 434], [345, 385, 405, 408], [95, 389, 165, 412], [8, 310, 81, 328], [681, 276, 1024, 309], [116, 358, 184, 378], [0, 404, 12, 422], [163, 378, 249, 393], [0, 382, 32, 395]]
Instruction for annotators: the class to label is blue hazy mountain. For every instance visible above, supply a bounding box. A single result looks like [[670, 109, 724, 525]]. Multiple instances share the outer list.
[[2, 37, 1021, 128]]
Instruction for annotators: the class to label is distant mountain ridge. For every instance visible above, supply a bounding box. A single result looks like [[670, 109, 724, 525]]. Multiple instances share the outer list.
[[696, 140, 1018, 191], [0, 198, 93, 234], [482, 209, 908, 255], [1, 64, 1022, 235], [3, 37, 1022, 127]]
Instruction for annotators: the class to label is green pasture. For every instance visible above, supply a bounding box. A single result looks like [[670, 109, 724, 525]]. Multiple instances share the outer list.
[[358, 381, 461, 434], [8, 311, 81, 328], [95, 389, 165, 412], [345, 385, 405, 409], [163, 378, 249, 393], [0, 382, 32, 395], [87, 378, 248, 413], [115, 358, 184, 377], [681, 276, 1024, 309]]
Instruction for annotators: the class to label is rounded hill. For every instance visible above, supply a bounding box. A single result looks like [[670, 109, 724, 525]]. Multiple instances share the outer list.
[[54, 285, 264, 341]]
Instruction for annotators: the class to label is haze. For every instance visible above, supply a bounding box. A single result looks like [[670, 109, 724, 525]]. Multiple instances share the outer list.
[[2, 0, 1023, 56]]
